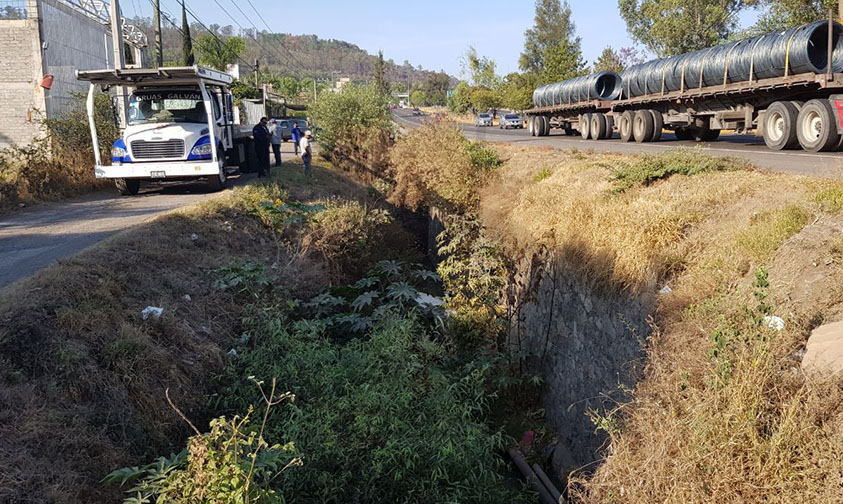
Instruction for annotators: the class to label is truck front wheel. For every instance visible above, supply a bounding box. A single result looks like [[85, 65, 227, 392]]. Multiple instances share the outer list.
[[206, 153, 227, 192], [115, 178, 140, 196]]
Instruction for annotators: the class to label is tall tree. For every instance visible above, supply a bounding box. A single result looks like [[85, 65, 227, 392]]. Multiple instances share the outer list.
[[461, 46, 499, 88], [373, 50, 388, 96], [180, 0, 194, 66], [618, 0, 742, 57], [520, 0, 579, 74], [593, 46, 625, 72], [744, 0, 834, 33], [541, 38, 586, 84], [501, 72, 537, 111], [194, 35, 245, 71], [423, 72, 451, 105]]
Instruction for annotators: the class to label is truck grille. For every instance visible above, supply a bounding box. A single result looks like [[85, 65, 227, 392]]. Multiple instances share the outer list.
[[130, 139, 185, 160]]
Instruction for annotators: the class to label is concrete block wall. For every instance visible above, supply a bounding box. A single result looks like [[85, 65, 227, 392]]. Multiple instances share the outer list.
[[508, 250, 653, 467], [0, 0, 46, 148]]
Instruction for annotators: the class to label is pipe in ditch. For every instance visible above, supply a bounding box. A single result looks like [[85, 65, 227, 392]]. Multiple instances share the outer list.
[[507, 447, 558, 504], [532, 462, 563, 503]]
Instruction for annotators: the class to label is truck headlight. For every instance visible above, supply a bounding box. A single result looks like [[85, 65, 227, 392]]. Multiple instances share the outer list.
[[190, 143, 213, 157], [111, 146, 127, 158]]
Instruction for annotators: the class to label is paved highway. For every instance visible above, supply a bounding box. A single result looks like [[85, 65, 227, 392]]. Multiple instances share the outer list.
[[394, 109, 843, 178]]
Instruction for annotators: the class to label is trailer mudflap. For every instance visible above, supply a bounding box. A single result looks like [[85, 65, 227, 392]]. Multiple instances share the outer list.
[[831, 95, 843, 134]]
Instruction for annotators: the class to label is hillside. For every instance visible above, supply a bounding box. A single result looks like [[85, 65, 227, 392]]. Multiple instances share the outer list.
[[127, 16, 451, 84]]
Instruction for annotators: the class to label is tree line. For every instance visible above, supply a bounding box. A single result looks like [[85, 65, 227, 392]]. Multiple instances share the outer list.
[[448, 0, 836, 114], [126, 14, 453, 103]]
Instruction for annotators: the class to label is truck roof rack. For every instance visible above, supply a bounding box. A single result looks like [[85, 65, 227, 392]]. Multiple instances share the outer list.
[[76, 65, 233, 87]]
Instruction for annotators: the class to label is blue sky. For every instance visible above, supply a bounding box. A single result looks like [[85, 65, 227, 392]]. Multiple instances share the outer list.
[[130, 0, 761, 77]]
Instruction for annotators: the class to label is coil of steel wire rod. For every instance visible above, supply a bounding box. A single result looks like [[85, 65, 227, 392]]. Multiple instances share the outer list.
[[619, 20, 843, 98], [531, 71, 623, 107]]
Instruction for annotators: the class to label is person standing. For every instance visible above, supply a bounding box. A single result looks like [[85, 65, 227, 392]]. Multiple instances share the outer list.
[[300, 129, 313, 177], [269, 119, 283, 167], [291, 122, 302, 157], [252, 117, 271, 177]]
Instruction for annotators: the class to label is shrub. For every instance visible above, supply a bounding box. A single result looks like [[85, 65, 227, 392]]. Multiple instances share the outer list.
[[304, 199, 393, 279], [308, 84, 392, 177], [436, 214, 509, 350], [609, 148, 746, 192], [106, 387, 300, 504], [220, 316, 523, 503], [389, 121, 501, 212], [0, 91, 116, 206]]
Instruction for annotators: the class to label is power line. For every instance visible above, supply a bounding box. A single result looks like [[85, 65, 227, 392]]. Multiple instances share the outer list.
[[242, 0, 307, 71], [171, 0, 257, 71], [145, 0, 254, 72], [208, 0, 299, 72]]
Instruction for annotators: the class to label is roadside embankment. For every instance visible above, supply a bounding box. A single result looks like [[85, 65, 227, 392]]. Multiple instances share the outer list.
[[475, 143, 843, 502], [0, 159, 370, 502]]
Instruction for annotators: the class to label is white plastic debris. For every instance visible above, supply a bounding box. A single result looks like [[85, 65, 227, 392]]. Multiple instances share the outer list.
[[659, 285, 672, 295], [764, 315, 785, 331], [190, 233, 199, 241], [227, 348, 238, 357], [182, 294, 192, 302], [141, 306, 163, 320]]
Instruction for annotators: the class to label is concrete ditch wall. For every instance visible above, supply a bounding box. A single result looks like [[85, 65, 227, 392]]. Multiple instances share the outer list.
[[508, 248, 653, 470]]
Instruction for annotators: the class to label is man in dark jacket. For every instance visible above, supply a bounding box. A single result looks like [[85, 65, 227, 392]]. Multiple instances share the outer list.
[[252, 117, 271, 177]]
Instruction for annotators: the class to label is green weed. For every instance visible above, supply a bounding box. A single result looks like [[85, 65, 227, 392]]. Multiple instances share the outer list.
[[815, 185, 843, 212], [609, 148, 745, 193], [534, 166, 552, 182], [738, 205, 810, 263]]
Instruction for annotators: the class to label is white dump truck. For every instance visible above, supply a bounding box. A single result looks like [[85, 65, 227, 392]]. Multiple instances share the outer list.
[[77, 66, 255, 195]]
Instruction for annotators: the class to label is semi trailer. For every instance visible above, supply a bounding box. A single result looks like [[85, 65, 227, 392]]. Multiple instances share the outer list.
[[77, 66, 257, 195], [526, 19, 843, 152]]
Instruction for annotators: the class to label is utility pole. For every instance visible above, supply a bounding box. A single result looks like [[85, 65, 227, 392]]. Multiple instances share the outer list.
[[153, 0, 163, 67], [109, 0, 127, 126], [254, 59, 260, 88]]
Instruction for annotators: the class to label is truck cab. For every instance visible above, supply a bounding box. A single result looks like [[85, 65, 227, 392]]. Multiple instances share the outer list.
[[77, 66, 246, 195]]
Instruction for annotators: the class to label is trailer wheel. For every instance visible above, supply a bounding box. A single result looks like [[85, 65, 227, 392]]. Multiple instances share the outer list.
[[604, 115, 615, 139], [115, 178, 140, 196], [528, 116, 536, 136], [539, 115, 550, 136], [619, 111, 634, 142], [701, 129, 721, 141], [649, 110, 663, 142], [763, 102, 799, 150], [590, 113, 607, 140], [633, 110, 654, 143], [797, 99, 840, 152], [581, 113, 593, 139]]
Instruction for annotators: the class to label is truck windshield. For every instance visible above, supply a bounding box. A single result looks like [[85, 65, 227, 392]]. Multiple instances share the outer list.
[[128, 89, 207, 125]]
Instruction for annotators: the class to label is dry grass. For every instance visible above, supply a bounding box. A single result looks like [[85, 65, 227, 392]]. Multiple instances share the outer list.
[[0, 157, 372, 503], [479, 144, 843, 503], [389, 121, 500, 212]]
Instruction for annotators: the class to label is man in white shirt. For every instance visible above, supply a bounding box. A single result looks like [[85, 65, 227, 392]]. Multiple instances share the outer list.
[[300, 130, 313, 177], [269, 120, 283, 167]]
